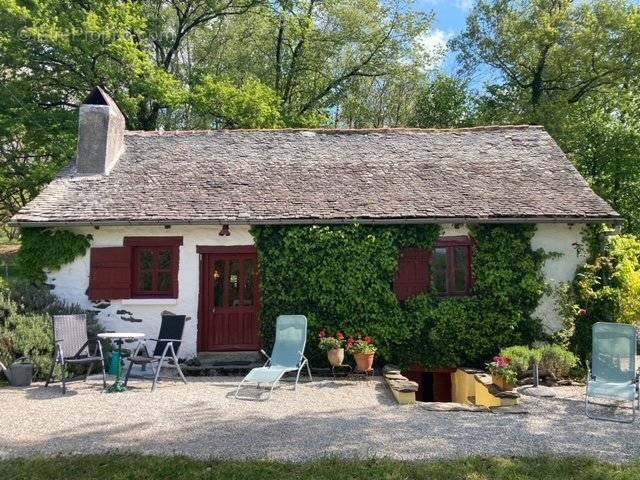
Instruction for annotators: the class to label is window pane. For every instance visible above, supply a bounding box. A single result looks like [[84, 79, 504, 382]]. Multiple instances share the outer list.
[[158, 249, 172, 269], [432, 247, 447, 293], [139, 249, 153, 270], [229, 260, 240, 307], [454, 268, 467, 292], [453, 246, 469, 292], [454, 246, 468, 270], [157, 271, 172, 292], [243, 258, 255, 306], [213, 261, 225, 307], [139, 271, 153, 291]]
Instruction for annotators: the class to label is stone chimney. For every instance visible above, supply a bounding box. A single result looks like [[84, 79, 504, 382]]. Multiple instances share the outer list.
[[76, 86, 125, 174]]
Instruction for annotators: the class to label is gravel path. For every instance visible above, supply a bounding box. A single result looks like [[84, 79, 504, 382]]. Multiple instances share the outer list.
[[0, 376, 638, 462]]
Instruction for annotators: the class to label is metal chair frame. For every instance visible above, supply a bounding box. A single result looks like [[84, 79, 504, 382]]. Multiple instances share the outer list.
[[45, 315, 107, 395], [124, 339, 187, 392]]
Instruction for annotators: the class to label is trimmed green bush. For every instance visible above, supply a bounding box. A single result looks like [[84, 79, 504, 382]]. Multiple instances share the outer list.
[[252, 223, 547, 368], [500, 344, 577, 379], [500, 345, 541, 376], [539, 344, 578, 379]]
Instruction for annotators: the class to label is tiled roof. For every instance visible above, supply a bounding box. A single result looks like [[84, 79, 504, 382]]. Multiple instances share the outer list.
[[12, 126, 620, 225]]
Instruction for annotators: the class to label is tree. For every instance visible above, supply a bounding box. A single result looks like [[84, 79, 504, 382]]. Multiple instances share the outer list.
[[0, 0, 182, 230], [410, 74, 470, 128], [452, 0, 640, 232], [186, 0, 432, 126], [190, 76, 282, 128], [452, 0, 640, 122], [558, 87, 640, 233]]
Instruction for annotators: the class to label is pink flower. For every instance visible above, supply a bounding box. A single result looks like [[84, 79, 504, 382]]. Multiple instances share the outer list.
[[363, 336, 374, 344], [336, 332, 345, 340], [319, 330, 326, 338], [578, 308, 588, 317]]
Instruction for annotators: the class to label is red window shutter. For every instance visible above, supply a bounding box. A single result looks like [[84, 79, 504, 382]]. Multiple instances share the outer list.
[[394, 248, 429, 301], [88, 247, 132, 300]]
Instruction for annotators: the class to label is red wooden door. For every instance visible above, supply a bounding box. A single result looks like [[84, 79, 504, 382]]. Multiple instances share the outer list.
[[199, 248, 260, 351]]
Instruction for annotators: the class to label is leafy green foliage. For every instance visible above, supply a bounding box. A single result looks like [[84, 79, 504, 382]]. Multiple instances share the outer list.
[[16, 228, 91, 282], [410, 74, 470, 128], [557, 227, 640, 360], [500, 345, 542, 376], [538, 344, 578, 379], [252, 223, 547, 368], [453, 0, 640, 115], [0, 278, 101, 379], [500, 344, 577, 379], [191, 76, 283, 129]]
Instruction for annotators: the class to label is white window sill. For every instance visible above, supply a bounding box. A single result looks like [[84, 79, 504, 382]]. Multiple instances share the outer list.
[[121, 298, 178, 306]]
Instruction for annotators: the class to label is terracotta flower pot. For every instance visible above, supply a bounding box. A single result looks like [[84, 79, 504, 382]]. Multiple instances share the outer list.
[[493, 374, 515, 391], [327, 348, 344, 367], [354, 353, 375, 372]]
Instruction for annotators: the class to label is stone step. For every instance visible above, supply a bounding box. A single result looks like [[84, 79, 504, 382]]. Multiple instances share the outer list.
[[197, 351, 263, 363]]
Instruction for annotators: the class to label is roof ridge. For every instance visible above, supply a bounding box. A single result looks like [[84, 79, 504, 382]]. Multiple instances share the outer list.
[[124, 125, 544, 136]]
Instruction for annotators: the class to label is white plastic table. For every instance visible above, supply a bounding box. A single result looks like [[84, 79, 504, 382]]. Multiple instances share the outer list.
[[97, 332, 145, 393]]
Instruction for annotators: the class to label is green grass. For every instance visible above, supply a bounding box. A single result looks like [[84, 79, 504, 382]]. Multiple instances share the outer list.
[[0, 455, 639, 480]]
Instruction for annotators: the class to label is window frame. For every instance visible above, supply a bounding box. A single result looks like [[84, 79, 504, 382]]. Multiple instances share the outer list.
[[124, 237, 182, 299], [431, 236, 474, 297]]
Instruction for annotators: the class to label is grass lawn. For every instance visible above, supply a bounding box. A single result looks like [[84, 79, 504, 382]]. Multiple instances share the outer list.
[[0, 455, 639, 480]]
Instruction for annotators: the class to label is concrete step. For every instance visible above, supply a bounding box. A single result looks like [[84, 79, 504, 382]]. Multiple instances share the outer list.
[[198, 351, 263, 363]]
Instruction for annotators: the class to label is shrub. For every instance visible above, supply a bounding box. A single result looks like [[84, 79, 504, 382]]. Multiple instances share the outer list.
[[0, 279, 102, 380], [557, 227, 640, 360], [4, 279, 101, 337], [538, 344, 578, 379], [500, 345, 541, 376]]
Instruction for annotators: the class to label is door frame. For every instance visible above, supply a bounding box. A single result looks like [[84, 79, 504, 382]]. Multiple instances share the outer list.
[[196, 245, 260, 352]]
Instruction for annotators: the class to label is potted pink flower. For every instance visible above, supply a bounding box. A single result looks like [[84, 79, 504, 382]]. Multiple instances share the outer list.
[[347, 335, 377, 372], [318, 330, 346, 367], [487, 355, 517, 391]]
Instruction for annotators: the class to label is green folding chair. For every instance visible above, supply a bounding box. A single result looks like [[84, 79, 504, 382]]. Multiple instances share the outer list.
[[235, 315, 312, 400], [586, 322, 639, 423]]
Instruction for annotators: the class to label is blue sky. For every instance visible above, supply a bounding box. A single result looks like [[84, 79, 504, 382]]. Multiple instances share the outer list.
[[414, 0, 474, 74]]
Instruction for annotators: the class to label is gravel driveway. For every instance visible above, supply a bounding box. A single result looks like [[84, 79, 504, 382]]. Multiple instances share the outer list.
[[0, 376, 638, 462]]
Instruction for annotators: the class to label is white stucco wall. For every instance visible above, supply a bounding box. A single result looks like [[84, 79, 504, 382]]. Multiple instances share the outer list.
[[47, 222, 585, 357], [531, 223, 586, 332], [48, 225, 255, 358]]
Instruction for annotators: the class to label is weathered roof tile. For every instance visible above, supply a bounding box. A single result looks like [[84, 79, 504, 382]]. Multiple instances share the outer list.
[[12, 126, 619, 225]]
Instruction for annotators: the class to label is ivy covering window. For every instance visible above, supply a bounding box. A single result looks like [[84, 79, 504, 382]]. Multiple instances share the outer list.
[[395, 236, 473, 299], [431, 237, 473, 296]]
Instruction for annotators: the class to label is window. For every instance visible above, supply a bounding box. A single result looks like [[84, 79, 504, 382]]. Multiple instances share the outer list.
[[124, 237, 182, 298], [394, 236, 472, 300], [431, 237, 472, 296]]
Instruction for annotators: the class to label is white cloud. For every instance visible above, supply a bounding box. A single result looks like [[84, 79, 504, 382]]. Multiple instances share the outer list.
[[420, 0, 474, 11], [417, 29, 454, 69]]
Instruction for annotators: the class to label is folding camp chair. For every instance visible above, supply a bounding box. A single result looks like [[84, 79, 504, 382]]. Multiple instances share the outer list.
[[124, 314, 188, 392], [45, 314, 107, 394], [235, 315, 312, 400], [586, 322, 639, 423]]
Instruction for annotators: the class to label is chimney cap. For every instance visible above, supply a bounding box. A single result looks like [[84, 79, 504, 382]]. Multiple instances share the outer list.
[[83, 86, 122, 113]]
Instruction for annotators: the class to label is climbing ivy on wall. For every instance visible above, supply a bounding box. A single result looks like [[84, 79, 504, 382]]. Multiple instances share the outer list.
[[251, 223, 548, 368], [16, 228, 92, 282]]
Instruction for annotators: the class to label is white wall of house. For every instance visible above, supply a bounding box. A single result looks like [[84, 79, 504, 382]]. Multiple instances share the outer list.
[[49, 225, 255, 359], [531, 223, 586, 332], [47, 222, 585, 358]]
